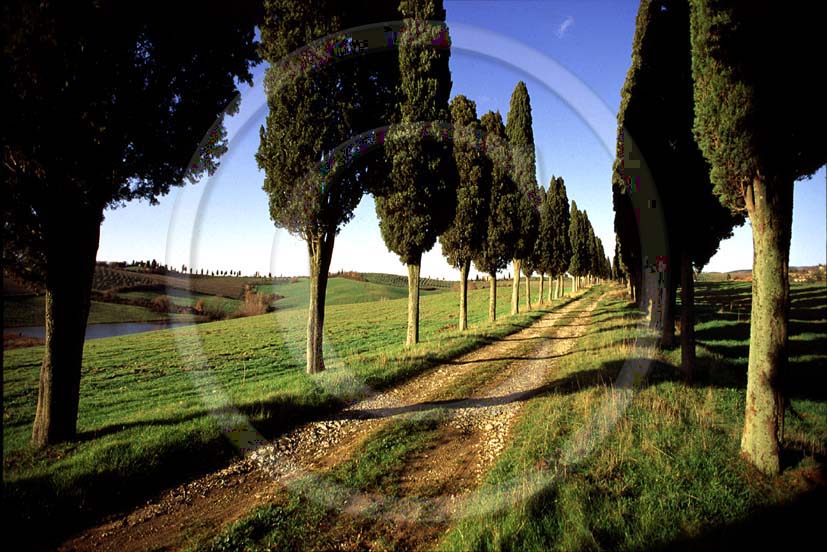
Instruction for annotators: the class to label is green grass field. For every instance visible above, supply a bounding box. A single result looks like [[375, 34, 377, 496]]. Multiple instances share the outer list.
[[2, 295, 196, 328], [5, 279, 820, 550], [197, 282, 825, 551], [438, 282, 825, 550], [258, 276, 448, 311], [2, 278, 574, 546], [117, 288, 242, 313]]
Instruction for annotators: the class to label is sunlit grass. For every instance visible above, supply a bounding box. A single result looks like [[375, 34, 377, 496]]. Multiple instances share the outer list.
[[439, 284, 826, 551], [2, 277, 579, 544]]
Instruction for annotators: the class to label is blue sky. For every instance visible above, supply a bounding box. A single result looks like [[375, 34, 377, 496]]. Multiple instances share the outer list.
[[98, 0, 826, 278]]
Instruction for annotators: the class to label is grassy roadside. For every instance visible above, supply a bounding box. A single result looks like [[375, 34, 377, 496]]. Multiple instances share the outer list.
[[2, 279, 582, 546], [191, 289, 595, 552], [439, 285, 826, 551]]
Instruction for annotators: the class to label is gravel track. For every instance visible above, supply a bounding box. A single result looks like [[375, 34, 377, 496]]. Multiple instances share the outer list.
[[60, 290, 601, 552]]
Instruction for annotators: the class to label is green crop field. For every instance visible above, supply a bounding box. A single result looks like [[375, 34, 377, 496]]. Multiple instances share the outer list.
[[2, 279, 577, 545], [93, 265, 274, 298]]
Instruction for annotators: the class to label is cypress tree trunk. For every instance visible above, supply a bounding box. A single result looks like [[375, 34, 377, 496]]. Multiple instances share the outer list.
[[680, 249, 696, 381], [459, 259, 469, 331], [547, 273, 553, 302], [538, 272, 545, 304], [524, 272, 531, 309], [741, 177, 793, 476], [559, 274, 564, 298], [511, 258, 521, 315], [32, 215, 101, 447], [489, 272, 497, 322], [407, 256, 422, 347], [662, 272, 676, 347], [305, 232, 334, 374]]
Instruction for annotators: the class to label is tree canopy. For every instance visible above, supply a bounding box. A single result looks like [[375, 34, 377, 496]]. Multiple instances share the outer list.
[[568, 202, 589, 277], [3, 0, 260, 282], [473, 110, 518, 276], [439, 95, 490, 269], [690, 0, 827, 476], [2, 0, 261, 446], [375, 0, 455, 266], [546, 176, 572, 277], [505, 81, 540, 262]]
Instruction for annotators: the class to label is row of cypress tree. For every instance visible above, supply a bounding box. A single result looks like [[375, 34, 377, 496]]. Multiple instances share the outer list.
[[614, 0, 826, 476], [258, 0, 613, 375]]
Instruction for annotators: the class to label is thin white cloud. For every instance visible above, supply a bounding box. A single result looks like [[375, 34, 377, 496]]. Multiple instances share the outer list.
[[557, 16, 574, 39]]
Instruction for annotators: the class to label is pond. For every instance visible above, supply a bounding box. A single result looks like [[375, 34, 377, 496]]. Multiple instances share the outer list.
[[7, 321, 198, 341]]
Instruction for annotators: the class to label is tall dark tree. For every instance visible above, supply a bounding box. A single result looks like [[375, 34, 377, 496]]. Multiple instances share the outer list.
[[585, 216, 598, 286], [690, 0, 827, 475], [473, 111, 518, 322], [536, 182, 556, 302], [258, 0, 400, 373], [2, 1, 259, 447], [440, 95, 490, 331], [546, 176, 572, 300], [376, 0, 455, 347], [505, 81, 539, 315], [613, 0, 740, 352], [522, 185, 546, 308], [568, 203, 590, 292]]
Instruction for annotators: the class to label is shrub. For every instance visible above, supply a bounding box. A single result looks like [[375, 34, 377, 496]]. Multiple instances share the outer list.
[[151, 295, 172, 312], [233, 290, 276, 318]]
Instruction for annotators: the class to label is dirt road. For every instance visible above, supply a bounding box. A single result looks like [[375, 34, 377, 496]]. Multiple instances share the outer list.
[[60, 289, 604, 552]]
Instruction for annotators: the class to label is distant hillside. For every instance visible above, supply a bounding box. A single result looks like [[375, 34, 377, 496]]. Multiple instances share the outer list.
[[355, 272, 456, 290], [697, 265, 825, 283], [92, 266, 274, 299]]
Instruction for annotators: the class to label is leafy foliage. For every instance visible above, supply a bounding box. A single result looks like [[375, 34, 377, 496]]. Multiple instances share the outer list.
[[473, 111, 519, 275], [376, 0, 456, 265], [545, 176, 572, 276], [568, 202, 589, 277], [505, 81, 540, 261], [689, 0, 827, 209], [439, 95, 490, 269], [257, 0, 399, 241], [2, 0, 260, 282]]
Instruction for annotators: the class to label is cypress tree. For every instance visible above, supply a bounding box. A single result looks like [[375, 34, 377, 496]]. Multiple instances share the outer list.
[[505, 81, 539, 315], [2, 0, 259, 447], [689, 0, 827, 475], [568, 203, 591, 291], [536, 182, 556, 303], [439, 95, 490, 331], [258, 0, 400, 373], [521, 185, 546, 308], [615, 0, 743, 351], [547, 176, 572, 300], [376, 0, 456, 347], [473, 110, 518, 321]]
